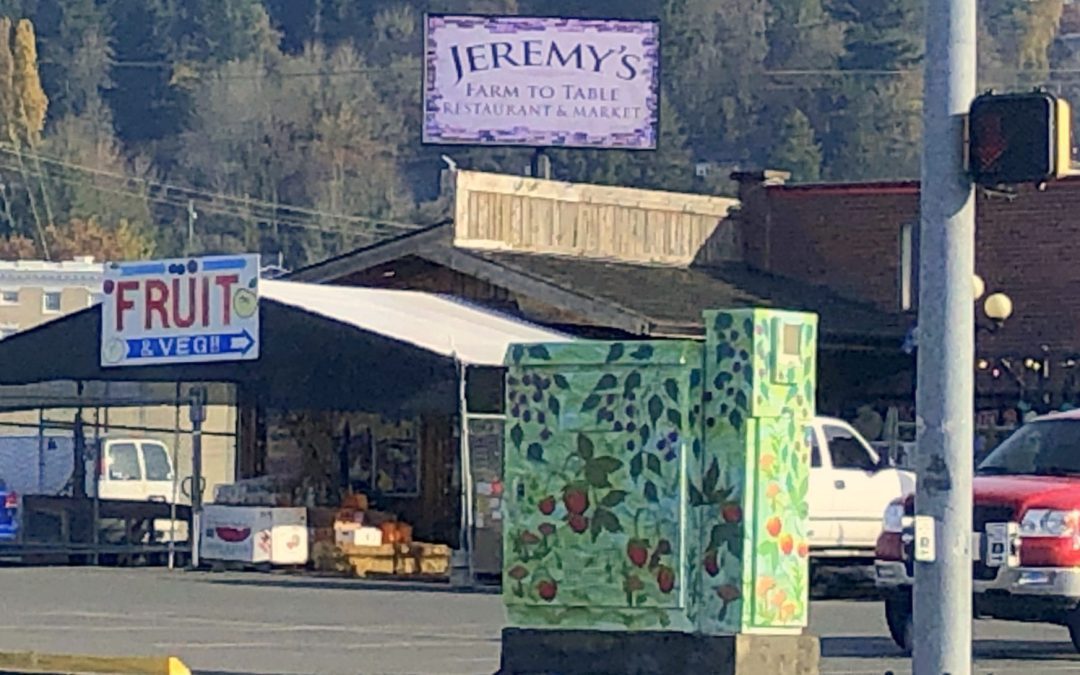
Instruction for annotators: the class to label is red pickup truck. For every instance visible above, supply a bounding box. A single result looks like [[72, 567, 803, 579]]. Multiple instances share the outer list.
[[875, 410, 1080, 653]]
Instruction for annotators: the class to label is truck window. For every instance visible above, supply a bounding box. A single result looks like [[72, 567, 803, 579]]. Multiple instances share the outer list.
[[142, 443, 173, 482], [825, 425, 878, 471], [107, 443, 142, 481], [805, 426, 822, 468], [978, 420, 1080, 476]]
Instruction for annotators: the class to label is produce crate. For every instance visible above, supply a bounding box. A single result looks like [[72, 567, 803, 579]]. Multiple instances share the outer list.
[[338, 542, 451, 579]]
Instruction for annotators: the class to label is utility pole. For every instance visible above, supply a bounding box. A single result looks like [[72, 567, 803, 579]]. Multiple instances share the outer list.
[[186, 200, 198, 256], [914, 0, 977, 670]]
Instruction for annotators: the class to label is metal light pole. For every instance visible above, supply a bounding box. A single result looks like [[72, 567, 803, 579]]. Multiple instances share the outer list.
[[189, 386, 207, 569], [914, 0, 977, 669]]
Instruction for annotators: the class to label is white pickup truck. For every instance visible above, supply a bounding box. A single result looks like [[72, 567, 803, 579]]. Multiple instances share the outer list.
[[806, 416, 916, 562]]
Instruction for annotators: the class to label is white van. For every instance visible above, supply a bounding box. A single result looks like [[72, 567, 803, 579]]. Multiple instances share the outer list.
[[92, 438, 181, 504]]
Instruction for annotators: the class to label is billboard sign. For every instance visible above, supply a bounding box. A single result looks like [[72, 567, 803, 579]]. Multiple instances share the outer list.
[[100, 254, 260, 368], [423, 15, 660, 150]]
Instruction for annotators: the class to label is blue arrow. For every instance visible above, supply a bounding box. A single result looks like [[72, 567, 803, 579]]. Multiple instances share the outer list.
[[124, 330, 256, 360]]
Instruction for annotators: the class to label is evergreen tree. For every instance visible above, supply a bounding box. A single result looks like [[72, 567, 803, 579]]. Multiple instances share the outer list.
[[768, 108, 823, 183]]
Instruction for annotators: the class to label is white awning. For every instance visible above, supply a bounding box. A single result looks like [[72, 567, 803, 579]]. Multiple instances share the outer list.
[[261, 279, 573, 366]]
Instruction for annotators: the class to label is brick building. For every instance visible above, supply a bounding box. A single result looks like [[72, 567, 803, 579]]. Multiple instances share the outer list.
[[733, 171, 1080, 414]]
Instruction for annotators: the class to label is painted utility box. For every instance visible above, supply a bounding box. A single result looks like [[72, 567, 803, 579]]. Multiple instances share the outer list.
[[502, 309, 817, 636]]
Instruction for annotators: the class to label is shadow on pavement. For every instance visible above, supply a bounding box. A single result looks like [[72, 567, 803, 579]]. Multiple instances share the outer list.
[[822, 635, 1080, 661], [197, 574, 502, 596], [821, 635, 905, 658]]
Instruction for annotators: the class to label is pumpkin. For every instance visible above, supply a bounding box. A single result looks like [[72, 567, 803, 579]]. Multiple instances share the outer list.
[[380, 521, 399, 544]]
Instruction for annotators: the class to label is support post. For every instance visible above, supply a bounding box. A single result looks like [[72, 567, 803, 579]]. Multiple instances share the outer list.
[[530, 149, 551, 180], [189, 386, 207, 569], [168, 382, 181, 570], [914, 0, 977, 670]]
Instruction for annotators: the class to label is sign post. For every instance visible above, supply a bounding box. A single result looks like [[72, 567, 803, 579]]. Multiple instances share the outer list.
[[100, 255, 261, 369]]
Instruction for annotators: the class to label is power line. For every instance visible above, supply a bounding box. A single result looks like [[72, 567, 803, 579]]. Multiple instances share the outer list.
[[0, 144, 426, 235], [0, 161, 396, 240]]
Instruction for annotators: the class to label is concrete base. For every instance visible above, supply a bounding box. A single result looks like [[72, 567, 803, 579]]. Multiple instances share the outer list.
[[498, 628, 819, 675]]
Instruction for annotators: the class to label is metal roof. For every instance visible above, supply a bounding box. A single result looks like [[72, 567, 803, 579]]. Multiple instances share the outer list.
[[261, 279, 572, 366]]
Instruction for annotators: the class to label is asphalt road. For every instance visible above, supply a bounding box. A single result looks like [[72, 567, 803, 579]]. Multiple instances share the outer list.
[[0, 567, 1077, 675]]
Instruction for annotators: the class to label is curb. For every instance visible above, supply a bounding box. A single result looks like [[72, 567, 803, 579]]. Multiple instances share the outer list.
[[0, 652, 190, 675]]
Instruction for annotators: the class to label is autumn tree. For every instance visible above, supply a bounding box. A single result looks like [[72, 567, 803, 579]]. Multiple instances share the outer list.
[[0, 217, 152, 262]]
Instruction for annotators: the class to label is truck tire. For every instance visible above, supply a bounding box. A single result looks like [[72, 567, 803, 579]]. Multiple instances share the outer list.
[[885, 593, 913, 654], [1066, 606, 1080, 653]]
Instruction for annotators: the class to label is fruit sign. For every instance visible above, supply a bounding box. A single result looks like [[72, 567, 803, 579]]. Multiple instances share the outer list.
[[100, 255, 260, 368]]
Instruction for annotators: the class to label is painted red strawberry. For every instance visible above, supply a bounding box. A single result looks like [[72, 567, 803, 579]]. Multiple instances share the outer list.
[[716, 584, 741, 603], [627, 539, 649, 568], [797, 541, 810, 558], [722, 503, 743, 523], [568, 513, 589, 534], [538, 496, 556, 515], [766, 516, 782, 538], [656, 565, 676, 594], [563, 487, 589, 515], [537, 579, 558, 602], [704, 550, 720, 577], [780, 533, 794, 555]]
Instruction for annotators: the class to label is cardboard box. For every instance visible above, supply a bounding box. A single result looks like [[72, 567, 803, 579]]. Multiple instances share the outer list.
[[335, 526, 383, 547]]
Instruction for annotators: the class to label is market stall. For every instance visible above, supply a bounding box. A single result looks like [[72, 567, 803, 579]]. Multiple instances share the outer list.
[[0, 272, 571, 581]]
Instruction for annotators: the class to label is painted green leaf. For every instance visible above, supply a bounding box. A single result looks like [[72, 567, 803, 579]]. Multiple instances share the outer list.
[[639, 424, 651, 446], [630, 453, 644, 480], [590, 515, 603, 540], [606, 343, 626, 363], [591, 456, 623, 474], [648, 395, 664, 424], [735, 390, 749, 410], [594, 507, 622, 533], [664, 379, 680, 403], [585, 457, 623, 488], [581, 394, 602, 412], [594, 374, 618, 391], [624, 371, 642, 393], [743, 317, 754, 335], [511, 345, 524, 363], [577, 434, 595, 460], [510, 424, 524, 450], [689, 369, 702, 389], [797, 501, 810, 519], [729, 409, 744, 429], [704, 458, 719, 495], [601, 490, 628, 507], [716, 313, 734, 330], [646, 453, 662, 476], [692, 439, 702, 457], [688, 483, 705, 506], [786, 367, 796, 382], [726, 528, 744, 559], [585, 463, 612, 489], [630, 344, 654, 360], [526, 443, 544, 462], [666, 408, 682, 429], [548, 395, 561, 417], [644, 480, 659, 503], [527, 345, 551, 360], [553, 374, 570, 389], [804, 381, 813, 403]]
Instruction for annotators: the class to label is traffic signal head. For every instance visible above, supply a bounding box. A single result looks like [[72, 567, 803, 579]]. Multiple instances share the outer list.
[[968, 92, 1072, 186]]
